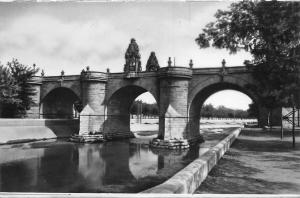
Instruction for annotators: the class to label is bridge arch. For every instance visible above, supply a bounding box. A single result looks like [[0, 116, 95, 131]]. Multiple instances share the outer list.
[[188, 76, 259, 140], [104, 85, 158, 137], [40, 87, 81, 119], [189, 75, 255, 105], [41, 81, 81, 103], [105, 77, 159, 105]]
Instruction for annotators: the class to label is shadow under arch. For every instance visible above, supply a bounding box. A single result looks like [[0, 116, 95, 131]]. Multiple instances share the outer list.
[[103, 85, 158, 137], [188, 82, 258, 139], [40, 87, 81, 119]]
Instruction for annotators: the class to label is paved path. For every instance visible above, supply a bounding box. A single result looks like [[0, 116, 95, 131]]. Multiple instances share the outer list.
[[195, 128, 300, 194]]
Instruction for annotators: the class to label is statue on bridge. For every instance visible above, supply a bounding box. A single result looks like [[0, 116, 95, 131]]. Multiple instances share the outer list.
[[124, 38, 142, 73], [146, 52, 160, 72]]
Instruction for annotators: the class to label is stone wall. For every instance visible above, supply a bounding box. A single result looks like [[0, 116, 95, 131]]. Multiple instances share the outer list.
[[0, 119, 79, 144]]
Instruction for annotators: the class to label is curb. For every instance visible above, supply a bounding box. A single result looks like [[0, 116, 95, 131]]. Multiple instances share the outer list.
[[141, 128, 241, 194]]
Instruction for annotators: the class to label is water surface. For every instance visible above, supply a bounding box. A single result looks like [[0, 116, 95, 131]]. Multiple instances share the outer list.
[[0, 138, 199, 193], [0, 128, 234, 193]]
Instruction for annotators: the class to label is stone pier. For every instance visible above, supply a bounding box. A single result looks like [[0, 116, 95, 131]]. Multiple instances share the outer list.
[[158, 67, 192, 140]]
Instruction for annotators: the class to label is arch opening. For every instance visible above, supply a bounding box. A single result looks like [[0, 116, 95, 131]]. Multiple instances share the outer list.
[[105, 85, 158, 138], [41, 87, 82, 119], [188, 82, 258, 138], [129, 92, 159, 138]]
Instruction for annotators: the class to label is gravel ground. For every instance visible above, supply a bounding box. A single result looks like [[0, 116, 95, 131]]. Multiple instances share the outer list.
[[195, 128, 300, 194]]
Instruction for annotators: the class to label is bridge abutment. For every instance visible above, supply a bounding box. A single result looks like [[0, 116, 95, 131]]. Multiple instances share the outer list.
[[26, 76, 42, 118], [158, 67, 192, 141]]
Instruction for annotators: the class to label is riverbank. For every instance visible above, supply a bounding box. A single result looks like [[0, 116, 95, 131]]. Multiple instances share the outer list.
[[195, 128, 300, 194]]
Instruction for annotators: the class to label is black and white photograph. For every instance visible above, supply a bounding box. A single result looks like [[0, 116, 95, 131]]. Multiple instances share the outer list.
[[0, 0, 299, 197]]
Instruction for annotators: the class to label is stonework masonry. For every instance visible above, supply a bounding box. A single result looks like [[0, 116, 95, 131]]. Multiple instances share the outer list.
[[81, 72, 107, 132], [26, 76, 42, 118], [24, 65, 284, 143], [0, 119, 79, 144], [158, 67, 192, 140]]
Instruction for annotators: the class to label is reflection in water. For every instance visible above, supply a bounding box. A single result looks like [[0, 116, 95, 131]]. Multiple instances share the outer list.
[[129, 144, 158, 179], [78, 145, 106, 190], [0, 139, 199, 193]]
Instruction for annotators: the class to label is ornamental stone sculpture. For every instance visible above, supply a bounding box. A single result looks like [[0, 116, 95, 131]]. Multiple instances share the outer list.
[[124, 38, 142, 73], [146, 52, 160, 72]]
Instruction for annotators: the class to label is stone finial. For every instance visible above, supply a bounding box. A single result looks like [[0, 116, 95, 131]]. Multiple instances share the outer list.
[[86, 66, 90, 71], [41, 69, 45, 77], [219, 59, 227, 82], [168, 57, 172, 67], [107, 68, 110, 73], [124, 38, 142, 73], [61, 70, 65, 77], [33, 63, 36, 70], [146, 51, 160, 72], [222, 59, 226, 67], [81, 69, 85, 74], [189, 59, 193, 68]]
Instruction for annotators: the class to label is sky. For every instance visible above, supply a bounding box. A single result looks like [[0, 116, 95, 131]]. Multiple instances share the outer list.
[[0, 1, 253, 110]]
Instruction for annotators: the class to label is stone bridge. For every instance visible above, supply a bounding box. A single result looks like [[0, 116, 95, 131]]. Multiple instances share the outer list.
[[26, 63, 276, 143]]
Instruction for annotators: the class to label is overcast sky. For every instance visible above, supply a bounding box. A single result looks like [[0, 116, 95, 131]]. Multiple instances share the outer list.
[[0, 1, 253, 110]]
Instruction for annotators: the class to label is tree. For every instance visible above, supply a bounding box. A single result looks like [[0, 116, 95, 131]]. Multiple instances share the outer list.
[[0, 59, 39, 117], [201, 104, 215, 118], [200, 103, 250, 119], [247, 102, 259, 118], [196, 1, 300, 136], [0, 63, 20, 117], [130, 100, 159, 117]]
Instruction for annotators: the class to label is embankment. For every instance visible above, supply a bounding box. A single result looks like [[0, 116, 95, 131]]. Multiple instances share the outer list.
[[142, 127, 241, 194], [0, 119, 79, 144]]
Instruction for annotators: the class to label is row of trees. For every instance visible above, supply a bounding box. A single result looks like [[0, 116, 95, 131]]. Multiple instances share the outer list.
[[130, 100, 254, 119], [0, 59, 39, 118], [130, 100, 158, 117], [201, 104, 252, 119], [196, 1, 300, 146]]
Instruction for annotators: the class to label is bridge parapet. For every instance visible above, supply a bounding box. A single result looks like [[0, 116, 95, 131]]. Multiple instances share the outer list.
[[80, 71, 107, 82], [28, 76, 43, 85], [42, 75, 81, 82], [192, 66, 251, 75], [158, 66, 192, 79], [108, 71, 158, 79]]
